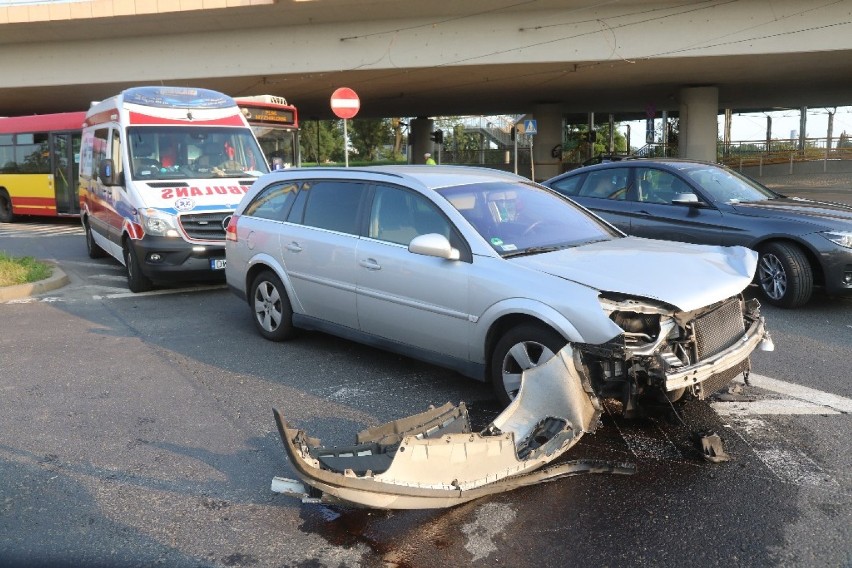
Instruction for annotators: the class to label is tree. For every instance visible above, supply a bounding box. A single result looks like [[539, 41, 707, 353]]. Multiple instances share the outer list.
[[299, 119, 343, 164], [349, 118, 392, 161]]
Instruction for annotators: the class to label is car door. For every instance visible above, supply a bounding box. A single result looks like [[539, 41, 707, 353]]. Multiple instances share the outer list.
[[281, 179, 367, 330], [625, 166, 726, 245], [356, 184, 472, 361], [563, 167, 637, 233]]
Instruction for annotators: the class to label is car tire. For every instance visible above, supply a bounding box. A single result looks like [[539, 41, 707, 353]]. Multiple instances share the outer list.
[[490, 323, 567, 407], [250, 270, 295, 342], [757, 241, 813, 308], [84, 218, 106, 259], [0, 190, 14, 223], [123, 239, 153, 293]]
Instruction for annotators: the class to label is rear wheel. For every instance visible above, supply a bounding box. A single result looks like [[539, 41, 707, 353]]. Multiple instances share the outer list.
[[0, 190, 14, 223], [84, 218, 106, 259], [490, 323, 567, 407], [250, 270, 295, 341], [757, 242, 813, 308], [123, 239, 153, 293]]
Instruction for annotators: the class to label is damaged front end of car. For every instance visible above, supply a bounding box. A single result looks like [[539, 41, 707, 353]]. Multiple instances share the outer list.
[[272, 345, 634, 510], [588, 293, 773, 416]]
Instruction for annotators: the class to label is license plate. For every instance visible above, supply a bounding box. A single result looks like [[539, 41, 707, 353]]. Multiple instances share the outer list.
[[210, 258, 227, 270]]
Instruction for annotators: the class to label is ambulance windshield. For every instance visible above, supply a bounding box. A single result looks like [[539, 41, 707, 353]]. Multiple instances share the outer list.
[[127, 126, 269, 180]]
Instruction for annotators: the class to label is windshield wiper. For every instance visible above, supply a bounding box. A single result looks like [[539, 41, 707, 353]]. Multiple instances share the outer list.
[[503, 245, 564, 258]]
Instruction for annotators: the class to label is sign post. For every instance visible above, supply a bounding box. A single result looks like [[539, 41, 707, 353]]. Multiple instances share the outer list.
[[524, 119, 537, 181], [330, 87, 360, 167]]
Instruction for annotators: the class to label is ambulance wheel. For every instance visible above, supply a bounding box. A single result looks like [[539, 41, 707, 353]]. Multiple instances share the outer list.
[[123, 240, 153, 293], [84, 218, 106, 259], [250, 270, 294, 341], [0, 190, 14, 223]]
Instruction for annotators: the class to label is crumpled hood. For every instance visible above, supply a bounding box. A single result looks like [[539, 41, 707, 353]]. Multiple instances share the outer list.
[[512, 237, 757, 312], [731, 197, 852, 230]]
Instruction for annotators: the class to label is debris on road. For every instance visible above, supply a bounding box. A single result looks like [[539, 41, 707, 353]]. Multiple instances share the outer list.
[[272, 345, 634, 509]]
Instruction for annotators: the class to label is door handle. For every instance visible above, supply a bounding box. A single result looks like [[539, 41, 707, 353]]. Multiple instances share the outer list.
[[359, 258, 381, 271], [285, 242, 303, 253]]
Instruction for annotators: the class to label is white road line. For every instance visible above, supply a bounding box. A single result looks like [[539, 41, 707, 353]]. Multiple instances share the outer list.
[[723, 415, 837, 488], [96, 283, 226, 299], [735, 373, 852, 414], [712, 399, 840, 416]]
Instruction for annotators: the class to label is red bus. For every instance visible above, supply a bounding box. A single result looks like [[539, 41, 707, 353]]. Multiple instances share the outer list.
[[235, 95, 300, 168], [0, 111, 86, 222]]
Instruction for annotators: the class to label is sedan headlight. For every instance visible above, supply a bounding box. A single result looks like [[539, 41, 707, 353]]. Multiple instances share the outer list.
[[138, 208, 180, 238], [820, 231, 852, 249]]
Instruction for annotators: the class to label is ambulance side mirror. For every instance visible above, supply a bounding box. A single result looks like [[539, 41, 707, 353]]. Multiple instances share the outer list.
[[98, 159, 116, 186]]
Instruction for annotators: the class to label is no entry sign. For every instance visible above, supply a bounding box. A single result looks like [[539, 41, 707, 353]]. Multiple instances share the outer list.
[[330, 87, 360, 119]]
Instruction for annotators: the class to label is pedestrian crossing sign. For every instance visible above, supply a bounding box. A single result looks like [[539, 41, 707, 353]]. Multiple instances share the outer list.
[[523, 119, 537, 135]]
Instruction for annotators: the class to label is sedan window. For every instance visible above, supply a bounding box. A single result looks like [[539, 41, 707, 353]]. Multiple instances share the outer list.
[[243, 182, 298, 221], [578, 168, 629, 200], [439, 181, 616, 255], [636, 168, 694, 204], [299, 180, 368, 235], [368, 185, 451, 246]]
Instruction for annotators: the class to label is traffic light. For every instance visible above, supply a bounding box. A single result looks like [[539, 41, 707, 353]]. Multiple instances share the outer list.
[[430, 129, 444, 144]]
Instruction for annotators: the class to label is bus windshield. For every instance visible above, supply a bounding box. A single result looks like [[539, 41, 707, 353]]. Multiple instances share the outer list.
[[253, 126, 298, 169], [127, 126, 269, 180]]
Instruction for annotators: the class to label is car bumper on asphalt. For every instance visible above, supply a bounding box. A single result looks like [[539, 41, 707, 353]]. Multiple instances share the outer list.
[[132, 236, 227, 281]]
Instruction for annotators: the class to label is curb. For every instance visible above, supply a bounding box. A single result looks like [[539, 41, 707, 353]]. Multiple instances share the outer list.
[[0, 262, 70, 302]]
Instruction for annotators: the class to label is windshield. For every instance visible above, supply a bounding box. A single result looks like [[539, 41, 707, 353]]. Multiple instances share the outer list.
[[438, 181, 618, 256], [127, 126, 269, 180], [253, 127, 298, 169], [683, 166, 777, 203]]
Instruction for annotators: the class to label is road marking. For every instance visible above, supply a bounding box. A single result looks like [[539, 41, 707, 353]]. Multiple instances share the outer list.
[[93, 283, 226, 299], [734, 373, 852, 414], [712, 399, 840, 416], [722, 415, 838, 488]]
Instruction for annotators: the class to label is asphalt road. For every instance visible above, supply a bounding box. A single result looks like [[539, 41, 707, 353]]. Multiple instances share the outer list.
[[1, 214, 851, 568]]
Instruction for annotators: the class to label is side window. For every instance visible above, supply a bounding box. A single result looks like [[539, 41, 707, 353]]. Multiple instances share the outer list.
[[549, 174, 585, 197], [300, 180, 368, 235], [110, 130, 124, 183], [244, 182, 298, 221], [636, 168, 694, 204], [368, 185, 451, 246], [92, 129, 109, 182], [578, 168, 629, 200]]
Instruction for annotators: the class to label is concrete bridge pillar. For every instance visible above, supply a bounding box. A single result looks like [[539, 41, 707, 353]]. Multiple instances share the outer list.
[[410, 117, 435, 164], [531, 104, 562, 181], [678, 86, 719, 162]]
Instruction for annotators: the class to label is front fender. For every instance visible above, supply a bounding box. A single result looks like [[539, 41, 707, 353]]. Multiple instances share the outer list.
[[471, 298, 599, 363]]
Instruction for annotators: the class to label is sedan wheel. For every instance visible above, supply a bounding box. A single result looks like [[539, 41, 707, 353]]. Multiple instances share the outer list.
[[757, 242, 813, 308], [250, 270, 294, 341], [490, 324, 566, 407]]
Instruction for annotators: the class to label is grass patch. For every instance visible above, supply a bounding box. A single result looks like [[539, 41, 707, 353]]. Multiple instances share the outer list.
[[0, 252, 52, 287]]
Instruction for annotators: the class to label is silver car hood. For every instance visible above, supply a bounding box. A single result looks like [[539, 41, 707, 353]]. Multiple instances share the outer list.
[[512, 237, 757, 312]]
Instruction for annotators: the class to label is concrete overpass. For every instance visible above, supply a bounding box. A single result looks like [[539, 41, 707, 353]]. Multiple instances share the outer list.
[[2, 0, 851, 177]]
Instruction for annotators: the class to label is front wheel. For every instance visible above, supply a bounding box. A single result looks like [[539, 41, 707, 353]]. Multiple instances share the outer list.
[[757, 242, 813, 308], [123, 240, 153, 293], [84, 218, 106, 259], [0, 190, 14, 223], [250, 270, 295, 341], [490, 323, 567, 407]]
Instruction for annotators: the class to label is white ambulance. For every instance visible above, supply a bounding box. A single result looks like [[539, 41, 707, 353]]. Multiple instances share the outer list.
[[79, 86, 269, 292]]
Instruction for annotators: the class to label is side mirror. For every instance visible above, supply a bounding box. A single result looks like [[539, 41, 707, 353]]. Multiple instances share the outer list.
[[98, 159, 116, 186], [671, 192, 700, 206], [409, 233, 460, 260]]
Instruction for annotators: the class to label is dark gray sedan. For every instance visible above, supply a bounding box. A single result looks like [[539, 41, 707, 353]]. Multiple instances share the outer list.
[[544, 159, 852, 308]]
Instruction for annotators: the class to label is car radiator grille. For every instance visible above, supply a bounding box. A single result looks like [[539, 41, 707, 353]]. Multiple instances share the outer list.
[[179, 212, 229, 242], [693, 298, 749, 399]]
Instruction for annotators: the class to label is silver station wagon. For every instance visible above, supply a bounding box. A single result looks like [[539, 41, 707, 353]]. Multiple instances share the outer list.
[[225, 166, 772, 411]]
